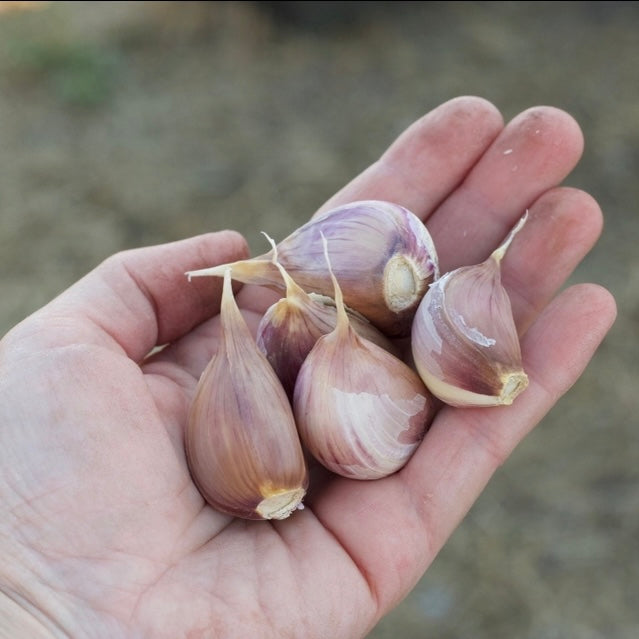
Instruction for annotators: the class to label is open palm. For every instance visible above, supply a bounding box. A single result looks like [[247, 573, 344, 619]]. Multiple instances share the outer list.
[[0, 97, 616, 638]]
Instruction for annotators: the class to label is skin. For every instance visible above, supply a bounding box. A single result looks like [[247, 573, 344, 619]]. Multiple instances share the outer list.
[[0, 97, 616, 638]]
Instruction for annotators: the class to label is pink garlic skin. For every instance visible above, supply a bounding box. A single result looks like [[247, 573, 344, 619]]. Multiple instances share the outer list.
[[257, 293, 398, 398], [186, 270, 308, 520], [266, 201, 438, 336], [187, 200, 439, 336], [293, 327, 435, 480], [411, 214, 529, 407]]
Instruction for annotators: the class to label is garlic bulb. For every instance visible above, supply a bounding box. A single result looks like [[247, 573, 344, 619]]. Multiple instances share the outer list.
[[293, 235, 435, 480], [186, 269, 308, 520], [411, 214, 529, 407], [187, 200, 439, 336], [256, 234, 398, 397]]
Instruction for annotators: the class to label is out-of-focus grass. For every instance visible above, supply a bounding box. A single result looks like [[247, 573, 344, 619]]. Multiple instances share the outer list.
[[3, 38, 119, 106]]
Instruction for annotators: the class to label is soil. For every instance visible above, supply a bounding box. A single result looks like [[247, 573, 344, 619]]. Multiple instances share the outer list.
[[1, 2, 637, 637]]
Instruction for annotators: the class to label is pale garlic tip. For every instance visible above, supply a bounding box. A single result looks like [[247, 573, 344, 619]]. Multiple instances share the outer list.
[[498, 370, 529, 405], [491, 210, 529, 263], [256, 487, 306, 520]]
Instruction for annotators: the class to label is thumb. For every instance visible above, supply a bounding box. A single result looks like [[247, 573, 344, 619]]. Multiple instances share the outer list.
[[7, 231, 249, 362]]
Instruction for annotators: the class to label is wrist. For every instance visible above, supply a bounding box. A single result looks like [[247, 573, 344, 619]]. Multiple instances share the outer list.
[[0, 588, 58, 638]]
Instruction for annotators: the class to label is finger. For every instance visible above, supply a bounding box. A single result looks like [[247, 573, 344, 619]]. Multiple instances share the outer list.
[[502, 186, 603, 333], [235, 96, 504, 314], [13, 232, 249, 362], [401, 283, 617, 561], [197, 114, 593, 377], [309, 283, 616, 613], [236, 111, 590, 339], [237, 104, 580, 316], [427, 106, 585, 272], [317, 95, 504, 218]]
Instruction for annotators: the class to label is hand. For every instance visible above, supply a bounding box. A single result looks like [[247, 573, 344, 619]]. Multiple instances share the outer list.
[[0, 97, 616, 638]]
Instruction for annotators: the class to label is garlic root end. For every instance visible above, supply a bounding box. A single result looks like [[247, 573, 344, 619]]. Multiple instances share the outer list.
[[256, 487, 306, 520]]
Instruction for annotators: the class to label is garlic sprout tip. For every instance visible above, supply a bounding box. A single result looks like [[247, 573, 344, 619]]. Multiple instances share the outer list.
[[261, 231, 279, 264], [492, 210, 529, 262], [320, 232, 347, 328]]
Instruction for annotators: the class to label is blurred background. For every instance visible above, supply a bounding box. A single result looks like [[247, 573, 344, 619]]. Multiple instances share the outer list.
[[0, 2, 637, 637]]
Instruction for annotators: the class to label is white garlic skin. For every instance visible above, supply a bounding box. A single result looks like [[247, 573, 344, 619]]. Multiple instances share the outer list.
[[411, 218, 529, 407]]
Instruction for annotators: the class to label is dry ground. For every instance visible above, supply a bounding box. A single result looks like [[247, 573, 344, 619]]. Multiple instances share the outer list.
[[0, 2, 637, 637]]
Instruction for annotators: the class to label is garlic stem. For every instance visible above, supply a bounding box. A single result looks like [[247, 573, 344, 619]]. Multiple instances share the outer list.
[[491, 210, 529, 263], [320, 231, 349, 335], [263, 231, 307, 302]]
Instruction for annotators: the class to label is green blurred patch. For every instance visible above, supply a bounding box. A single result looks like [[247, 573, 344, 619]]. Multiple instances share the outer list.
[[4, 39, 119, 106]]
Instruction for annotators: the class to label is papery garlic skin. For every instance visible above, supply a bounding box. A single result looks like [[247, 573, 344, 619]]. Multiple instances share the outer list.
[[293, 236, 435, 480], [256, 233, 398, 398], [294, 330, 434, 479], [257, 294, 324, 400], [187, 200, 439, 336], [186, 269, 308, 520], [411, 215, 529, 407], [257, 291, 397, 398]]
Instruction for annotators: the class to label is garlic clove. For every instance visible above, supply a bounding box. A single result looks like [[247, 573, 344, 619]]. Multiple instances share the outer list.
[[186, 269, 308, 520], [411, 214, 529, 407], [293, 235, 436, 480], [186, 200, 439, 336], [258, 291, 398, 399], [256, 234, 399, 397]]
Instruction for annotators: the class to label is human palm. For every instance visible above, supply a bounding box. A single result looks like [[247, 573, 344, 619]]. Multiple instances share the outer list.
[[0, 97, 616, 638]]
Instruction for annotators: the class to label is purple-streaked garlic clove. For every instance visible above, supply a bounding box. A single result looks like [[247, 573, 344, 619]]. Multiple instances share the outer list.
[[186, 200, 439, 336], [186, 269, 308, 520], [293, 234, 436, 480], [256, 234, 398, 398], [411, 213, 529, 407]]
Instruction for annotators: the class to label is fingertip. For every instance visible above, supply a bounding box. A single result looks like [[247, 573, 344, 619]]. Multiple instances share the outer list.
[[182, 229, 250, 323], [544, 185, 602, 216], [190, 230, 251, 271], [555, 186, 604, 241], [523, 282, 617, 398], [440, 95, 505, 127], [502, 187, 609, 333], [550, 283, 618, 343], [578, 282, 618, 332], [385, 95, 505, 163], [505, 105, 585, 166], [527, 186, 604, 254]]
